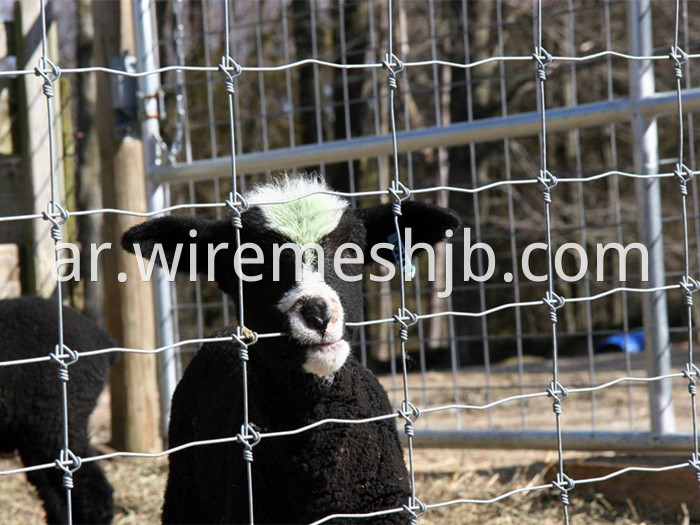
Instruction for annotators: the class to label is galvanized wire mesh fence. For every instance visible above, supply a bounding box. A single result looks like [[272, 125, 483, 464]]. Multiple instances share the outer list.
[[2, 0, 700, 523]]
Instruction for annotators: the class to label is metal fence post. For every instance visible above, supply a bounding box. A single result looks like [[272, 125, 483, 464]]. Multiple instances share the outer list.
[[133, 0, 179, 442], [628, 0, 676, 436]]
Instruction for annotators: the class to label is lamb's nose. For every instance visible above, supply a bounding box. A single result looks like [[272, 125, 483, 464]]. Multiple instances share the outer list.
[[300, 298, 331, 333]]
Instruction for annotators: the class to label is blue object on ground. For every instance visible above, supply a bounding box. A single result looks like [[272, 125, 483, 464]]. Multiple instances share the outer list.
[[595, 331, 645, 353]]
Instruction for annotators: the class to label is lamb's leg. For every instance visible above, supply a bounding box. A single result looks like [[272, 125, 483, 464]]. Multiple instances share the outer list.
[[21, 447, 113, 525], [19, 442, 69, 524], [162, 449, 205, 524]]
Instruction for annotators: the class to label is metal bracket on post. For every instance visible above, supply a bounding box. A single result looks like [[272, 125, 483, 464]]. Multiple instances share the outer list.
[[136, 86, 166, 122], [109, 53, 138, 138]]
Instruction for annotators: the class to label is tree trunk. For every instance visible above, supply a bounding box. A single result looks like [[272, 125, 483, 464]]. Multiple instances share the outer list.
[[75, 0, 105, 324]]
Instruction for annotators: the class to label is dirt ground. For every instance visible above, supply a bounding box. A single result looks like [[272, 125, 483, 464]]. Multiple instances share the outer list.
[[2, 347, 699, 524]]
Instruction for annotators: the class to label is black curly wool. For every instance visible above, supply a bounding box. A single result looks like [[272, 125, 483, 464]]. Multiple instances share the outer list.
[[0, 297, 116, 524], [164, 332, 409, 524]]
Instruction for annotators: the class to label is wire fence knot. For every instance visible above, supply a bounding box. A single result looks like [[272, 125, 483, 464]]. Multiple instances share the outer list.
[[551, 473, 575, 506], [675, 163, 694, 196], [225, 191, 249, 229], [387, 180, 411, 217], [547, 380, 569, 415], [34, 58, 61, 99], [670, 46, 688, 79], [533, 47, 553, 81], [689, 453, 700, 484], [41, 202, 70, 242], [543, 292, 565, 323], [382, 53, 404, 89], [402, 496, 427, 524], [49, 344, 79, 383], [232, 327, 258, 362], [393, 307, 418, 341], [399, 400, 421, 437], [683, 363, 700, 396], [54, 448, 81, 490], [537, 170, 558, 203], [680, 276, 700, 306], [237, 424, 261, 463], [219, 56, 242, 95]]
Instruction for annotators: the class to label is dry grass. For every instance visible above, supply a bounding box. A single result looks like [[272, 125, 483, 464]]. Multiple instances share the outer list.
[[411, 449, 690, 524], [1, 449, 689, 524], [1, 349, 698, 524]]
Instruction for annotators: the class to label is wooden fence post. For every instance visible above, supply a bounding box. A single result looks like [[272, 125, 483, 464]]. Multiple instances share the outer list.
[[93, 0, 162, 453], [15, 0, 64, 297]]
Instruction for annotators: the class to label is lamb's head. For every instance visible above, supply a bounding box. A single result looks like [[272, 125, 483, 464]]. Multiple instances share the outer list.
[[122, 177, 460, 378]]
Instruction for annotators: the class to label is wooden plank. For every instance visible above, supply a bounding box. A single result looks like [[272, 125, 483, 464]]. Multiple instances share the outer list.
[[0, 244, 20, 299], [0, 7, 13, 157]]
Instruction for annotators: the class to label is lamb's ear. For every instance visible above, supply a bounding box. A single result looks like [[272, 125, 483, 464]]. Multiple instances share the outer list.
[[121, 216, 235, 278], [355, 200, 461, 258]]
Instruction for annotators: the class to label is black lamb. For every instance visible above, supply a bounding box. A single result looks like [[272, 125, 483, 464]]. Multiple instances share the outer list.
[[123, 177, 460, 524], [0, 296, 116, 524]]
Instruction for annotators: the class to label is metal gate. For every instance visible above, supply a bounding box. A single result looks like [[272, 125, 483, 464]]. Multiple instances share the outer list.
[[136, 0, 700, 454]]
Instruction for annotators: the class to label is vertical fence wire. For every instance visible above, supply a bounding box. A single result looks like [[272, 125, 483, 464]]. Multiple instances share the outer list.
[[281, 0, 296, 156], [337, 0, 357, 197], [36, 0, 78, 522], [456, 0, 494, 430], [395, 0, 432, 429], [385, 0, 422, 519], [685, 0, 700, 283], [230, 6, 244, 193], [603, 0, 636, 430], [174, 0, 201, 348], [493, 0, 528, 430], [533, 1, 572, 522], [567, 0, 598, 432], [672, 0, 700, 488], [220, 2, 256, 523], [363, 0, 380, 373], [253, 0, 272, 186], [309, 0, 324, 175], [178, 0, 205, 348], [368, 0, 398, 407], [201, 0, 218, 159]]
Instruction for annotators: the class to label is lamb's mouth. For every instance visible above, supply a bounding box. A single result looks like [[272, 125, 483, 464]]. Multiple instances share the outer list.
[[302, 339, 351, 376], [314, 340, 344, 351]]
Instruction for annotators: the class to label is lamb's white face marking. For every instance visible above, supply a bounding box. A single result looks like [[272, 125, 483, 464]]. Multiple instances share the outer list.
[[249, 176, 351, 377], [276, 267, 350, 377], [251, 177, 351, 377], [276, 266, 345, 343], [302, 341, 351, 377]]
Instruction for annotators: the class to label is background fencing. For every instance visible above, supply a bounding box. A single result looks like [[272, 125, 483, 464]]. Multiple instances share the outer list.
[[148, 0, 700, 450], [1, 0, 700, 523]]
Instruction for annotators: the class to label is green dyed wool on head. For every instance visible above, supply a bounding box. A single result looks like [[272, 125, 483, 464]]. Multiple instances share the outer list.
[[248, 176, 348, 267], [264, 196, 345, 247]]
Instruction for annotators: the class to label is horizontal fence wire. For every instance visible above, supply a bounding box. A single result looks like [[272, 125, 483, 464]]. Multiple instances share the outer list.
[[0, 370, 689, 470], [0, 284, 686, 368], [0, 170, 689, 223], [4, 49, 700, 80]]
